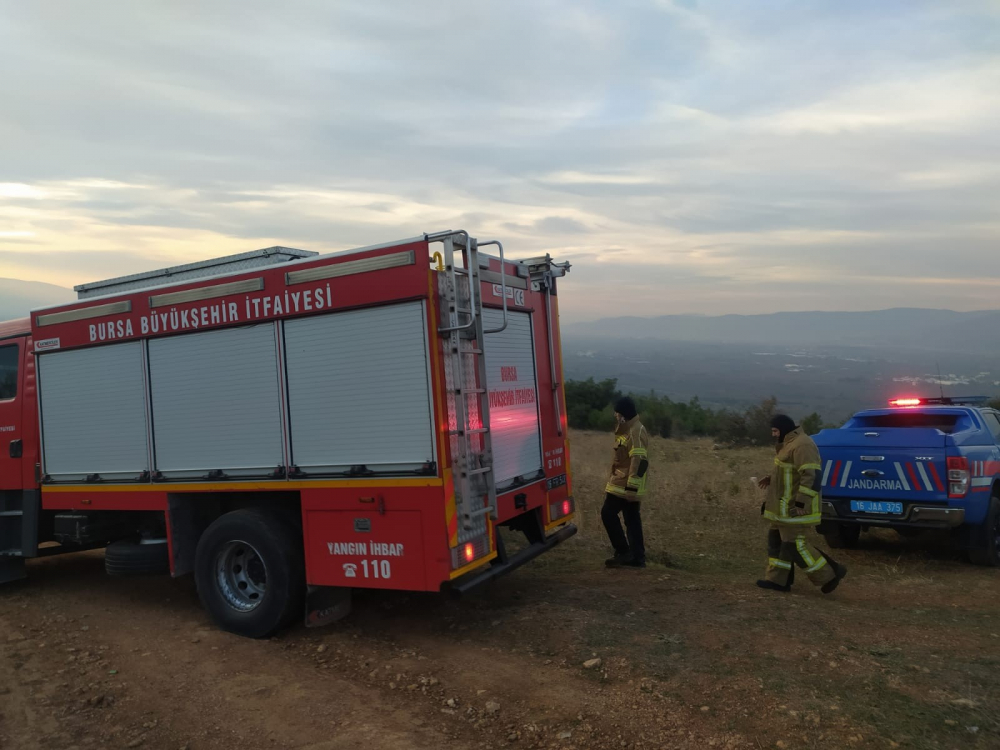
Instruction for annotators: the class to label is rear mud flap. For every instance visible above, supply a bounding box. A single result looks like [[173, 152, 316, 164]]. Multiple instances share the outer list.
[[305, 585, 352, 628]]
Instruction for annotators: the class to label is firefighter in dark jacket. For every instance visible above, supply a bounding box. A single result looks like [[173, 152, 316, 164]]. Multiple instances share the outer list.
[[602, 397, 649, 568], [757, 414, 848, 593]]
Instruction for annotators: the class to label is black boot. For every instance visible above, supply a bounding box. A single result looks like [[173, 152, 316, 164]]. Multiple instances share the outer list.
[[605, 551, 631, 568], [821, 559, 848, 594], [756, 579, 792, 592]]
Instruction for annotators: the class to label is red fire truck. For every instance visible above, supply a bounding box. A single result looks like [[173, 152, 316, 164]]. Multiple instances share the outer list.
[[0, 230, 576, 637]]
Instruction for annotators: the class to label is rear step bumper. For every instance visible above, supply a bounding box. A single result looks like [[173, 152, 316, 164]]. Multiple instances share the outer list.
[[820, 501, 965, 529], [449, 523, 577, 595]]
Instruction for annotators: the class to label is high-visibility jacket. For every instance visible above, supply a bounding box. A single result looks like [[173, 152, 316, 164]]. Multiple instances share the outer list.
[[763, 427, 823, 525], [605, 416, 649, 500]]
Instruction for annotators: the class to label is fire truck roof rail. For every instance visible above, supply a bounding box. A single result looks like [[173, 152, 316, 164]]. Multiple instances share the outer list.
[[73, 246, 318, 299]]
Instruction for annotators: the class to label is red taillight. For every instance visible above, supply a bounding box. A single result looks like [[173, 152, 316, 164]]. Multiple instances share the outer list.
[[562, 500, 571, 516], [463, 543, 475, 563], [947, 456, 969, 497], [890, 398, 923, 407]]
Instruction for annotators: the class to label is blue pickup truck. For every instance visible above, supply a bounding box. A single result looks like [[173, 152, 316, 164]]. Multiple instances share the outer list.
[[813, 397, 1000, 565]]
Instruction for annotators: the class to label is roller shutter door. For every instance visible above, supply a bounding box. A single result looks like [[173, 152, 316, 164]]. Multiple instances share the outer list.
[[481, 308, 543, 488], [148, 324, 284, 478], [283, 301, 435, 475], [38, 341, 149, 482]]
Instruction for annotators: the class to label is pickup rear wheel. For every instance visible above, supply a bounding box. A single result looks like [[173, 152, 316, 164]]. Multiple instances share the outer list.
[[821, 522, 861, 549], [968, 495, 1000, 567], [194, 508, 305, 638]]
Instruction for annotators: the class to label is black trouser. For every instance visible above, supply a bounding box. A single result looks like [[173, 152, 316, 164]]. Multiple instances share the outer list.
[[601, 493, 645, 562]]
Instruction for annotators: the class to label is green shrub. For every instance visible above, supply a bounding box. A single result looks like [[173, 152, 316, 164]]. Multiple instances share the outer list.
[[563, 379, 828, 446]]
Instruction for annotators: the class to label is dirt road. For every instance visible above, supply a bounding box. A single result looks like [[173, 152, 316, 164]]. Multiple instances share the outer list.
[[2, 434, 999, 750], [3, 543, 752, 750]]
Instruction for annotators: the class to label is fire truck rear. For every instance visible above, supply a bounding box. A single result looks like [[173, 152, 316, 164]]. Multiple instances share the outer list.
[[0, 230, 576, 637]]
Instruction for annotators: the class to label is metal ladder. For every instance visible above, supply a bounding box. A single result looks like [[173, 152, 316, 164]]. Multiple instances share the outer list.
[[431, 231, 508, 543]]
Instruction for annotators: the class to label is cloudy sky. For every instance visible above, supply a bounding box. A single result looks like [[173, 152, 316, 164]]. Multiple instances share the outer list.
[[1, 1, 998, 323]]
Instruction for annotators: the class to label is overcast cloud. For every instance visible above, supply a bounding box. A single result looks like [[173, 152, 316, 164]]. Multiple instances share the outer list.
[[1, 0, 998, 322]]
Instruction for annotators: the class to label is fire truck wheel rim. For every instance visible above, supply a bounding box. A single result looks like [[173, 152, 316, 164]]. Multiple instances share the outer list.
[[215, 540, 268, 612]]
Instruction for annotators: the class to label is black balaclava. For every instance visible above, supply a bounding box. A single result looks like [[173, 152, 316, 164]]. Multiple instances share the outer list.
[[614, 396, 638, 421], [771, 414, 797, 441]]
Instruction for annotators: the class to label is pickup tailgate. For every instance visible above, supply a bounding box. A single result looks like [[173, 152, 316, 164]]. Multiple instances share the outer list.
[[814, 427, 949, 503]]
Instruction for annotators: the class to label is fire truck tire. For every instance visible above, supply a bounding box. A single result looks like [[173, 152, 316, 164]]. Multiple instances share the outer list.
[[194, 509, 305, 639], [104, 539, 170, 577], [968, 495, 1000, 567], [820, 522, 860, 550]]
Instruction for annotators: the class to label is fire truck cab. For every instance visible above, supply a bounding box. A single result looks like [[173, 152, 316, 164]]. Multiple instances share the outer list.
[[0, 230, 576, 637]]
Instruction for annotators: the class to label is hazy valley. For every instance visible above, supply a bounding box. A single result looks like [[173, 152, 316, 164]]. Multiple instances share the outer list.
[[563, 308, 1000, 421]]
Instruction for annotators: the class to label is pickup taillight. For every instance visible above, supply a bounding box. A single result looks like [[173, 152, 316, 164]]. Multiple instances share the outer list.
[[947, 456, 969, 498]]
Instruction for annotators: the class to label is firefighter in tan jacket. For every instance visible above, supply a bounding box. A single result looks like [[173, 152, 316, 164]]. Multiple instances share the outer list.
[[757, 415, 847, 593], [602, 397, 649, 568]]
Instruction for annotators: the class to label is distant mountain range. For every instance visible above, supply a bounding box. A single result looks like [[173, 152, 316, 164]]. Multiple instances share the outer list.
[[564, 308, 1000, 352], [3, 275, 999, 357], [0, 278, 74, 321]]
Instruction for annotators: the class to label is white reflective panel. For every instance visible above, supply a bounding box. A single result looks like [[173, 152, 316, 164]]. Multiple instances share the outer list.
[[284, 301, 435, 474], [38, 342, 149, 481], [148, 324, 284, 478], [481, 308, 543, 487]]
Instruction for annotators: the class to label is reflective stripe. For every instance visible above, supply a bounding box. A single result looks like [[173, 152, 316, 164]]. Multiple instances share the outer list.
[[764, 510, 822, 524], [608, 480, 646, 497], [839, 460, 852, 488], [798, 487, 819, 498], [916, 462, 934, 492], [780, 466, 793, 516], [795, 537, 816, 567], [800, 463, 822, 472], [895, 462, 911, 491], [806, 557, 828, 574], [629, 448, 648, 457], [775, 458, 793, 468], [768, 557, 791, 570]]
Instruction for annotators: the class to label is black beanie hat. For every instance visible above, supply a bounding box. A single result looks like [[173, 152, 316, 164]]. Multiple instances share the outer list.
[[614, 396, 638, 421], [771, 414, 796, 440]]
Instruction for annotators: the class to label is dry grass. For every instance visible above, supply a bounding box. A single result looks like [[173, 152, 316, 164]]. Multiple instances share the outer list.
[[567, 430, 770, 570], [517, 429, 1000, 749]]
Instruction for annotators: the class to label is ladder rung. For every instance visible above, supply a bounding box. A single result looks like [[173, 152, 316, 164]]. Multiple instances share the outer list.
[[463, 506, 495, 519], [0, 511, 23, 517], [448, 427, 490, 436], [457, 388, 486, 395], [464, 467, 492, 476]]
